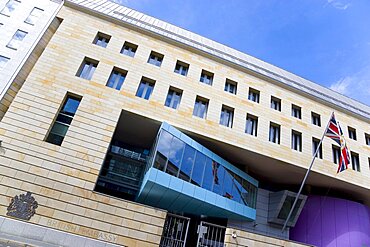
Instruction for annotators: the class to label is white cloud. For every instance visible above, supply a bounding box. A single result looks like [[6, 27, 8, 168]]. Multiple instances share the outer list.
[[329, 65, 370, 106], [327, 0, 351, 10]]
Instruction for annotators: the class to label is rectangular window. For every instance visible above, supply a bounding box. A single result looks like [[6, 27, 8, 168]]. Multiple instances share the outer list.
[[174, 60, 189, 76], [271, 96, 281, 111], [291, 130, 302, 152], [269, 122, 280, 144], [106, 67, 127, 90], [0, 55, 10, 70], [348, 127, 357, 140], [193, 96, 208, 119], [200, 70, 214, 85], [224, 79, 237, 94], [332, 145, 340, 164], [76, 57, 98, 80], [351, 152, 360, 172], [220, 105, 234, 128], [311, 112, 321, 126], [1, 0, 20, 16], [147, 51, 164, 67], [165, 87, 182, 109], [136, 77, 155, 100], [292, 104, 302, 119], [7, 29, 27, 50], [245, 114, 258, 136], [46, 94, 82, 146], [365, 133, 370, 146], [312, 137, 322, 159], [24, 7, 43, 25], [248, 88, 260, 103], [93, 32, 111, 48], [120, 41, 137, 57]]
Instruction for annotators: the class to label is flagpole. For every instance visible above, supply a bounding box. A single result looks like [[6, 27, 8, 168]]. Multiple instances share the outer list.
[[281, 112, 333, 233]]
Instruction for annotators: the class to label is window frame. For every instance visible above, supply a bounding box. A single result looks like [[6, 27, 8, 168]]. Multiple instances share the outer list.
[[224, 79, 237, 95], [174, 60, 189, 76], [311, 112, 321, 126], [220, 105, 234, 128], [147, 51, 164, 67], [245, 114, 258, 136], [106, 67, 127, 90], [0, 55, 10, 70], [312, 137, 322, 159], [165, 87, 183, 110], [92, 32, 111, 48], [269, 122, 281, 144], [291, 130, 302, 152], [291, 104, 302, 119], [200, 69, 214, 85], [120, 41, 138, 57], [136, 77, 155, 100], [0, 0, 20, 17], [348, 127, 357, 140], [270, 96, 281, 111], [193, 96, 209, 119], [351, 152, 360, 172], [24, 7, 44, 25], [248, 88, 260, 103], [6, 29, 27, 50], [76, 57, 99, 80]]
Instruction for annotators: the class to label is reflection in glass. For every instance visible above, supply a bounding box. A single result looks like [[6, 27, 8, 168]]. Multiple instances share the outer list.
[[151, 129, 258, 209], [191, 152, 206, 186], [179, 145, 195, 182]]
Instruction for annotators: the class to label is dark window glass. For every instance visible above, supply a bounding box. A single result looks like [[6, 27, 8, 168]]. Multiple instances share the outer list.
[[165, 88, 182, 109], [157, 130, 173, 157], [148, 51, 164, 67], [174, 61, 189, 76], [271, 96, 281, 111], [121, 42, 137, 57], [200, 70, 213, 85], [311, 112, 321, 126], [248, 88, 260, 103], [212, 163, 225, 195], [351, 152, 360, 172], [348, 127, 357, 140], [179, 145, 196, 182], [154, 152, 167, 171], [312, 138, 322, 159], [106, 68, 127, 90], [93, 32, 111, 48], [245, 114, 258, 136], [202, 157, 214, 191], [220, 106, 233, 128], [77, 57, 98, 80], [292, 130, 302, 152], [46, 95, 81, 146], [136, 79, 154, 100], [191, 152, 206, 187], [193, 97, 208, 119], [292, 105, 302, 119], [269, 123, 280, 144], [332, 145, 340, 164], [224, 79, 237, 94]]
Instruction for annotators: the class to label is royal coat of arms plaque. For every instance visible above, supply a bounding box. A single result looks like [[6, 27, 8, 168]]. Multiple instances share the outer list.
[[6, 192, 38, 221]]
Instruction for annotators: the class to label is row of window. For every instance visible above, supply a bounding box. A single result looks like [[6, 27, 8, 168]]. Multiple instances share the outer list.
[[0, 1, 45, 70], [47, 93, 368, 175], [1, 0, 43, 25], [76, 56, 370, 148], [91, 32, 369, 146]]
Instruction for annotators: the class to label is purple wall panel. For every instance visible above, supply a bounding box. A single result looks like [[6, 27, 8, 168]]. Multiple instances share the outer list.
[[290, 196, 370, 247]]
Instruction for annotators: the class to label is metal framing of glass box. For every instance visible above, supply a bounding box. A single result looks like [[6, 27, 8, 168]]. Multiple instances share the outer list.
[[137, 122, 258, 221]]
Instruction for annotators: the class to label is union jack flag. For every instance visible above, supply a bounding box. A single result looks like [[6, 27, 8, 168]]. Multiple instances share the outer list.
[[324, 113, 351, 173]]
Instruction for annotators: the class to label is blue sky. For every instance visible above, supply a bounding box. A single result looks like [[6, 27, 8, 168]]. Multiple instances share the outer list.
[[111, 0, 370, 106]]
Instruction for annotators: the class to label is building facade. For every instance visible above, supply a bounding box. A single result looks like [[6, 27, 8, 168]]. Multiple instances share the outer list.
[[0, 0, 63, 120], [0, 0, 369, 246]]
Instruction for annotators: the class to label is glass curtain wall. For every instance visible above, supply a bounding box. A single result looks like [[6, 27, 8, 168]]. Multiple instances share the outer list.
[[150, 129, 257, 208]]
